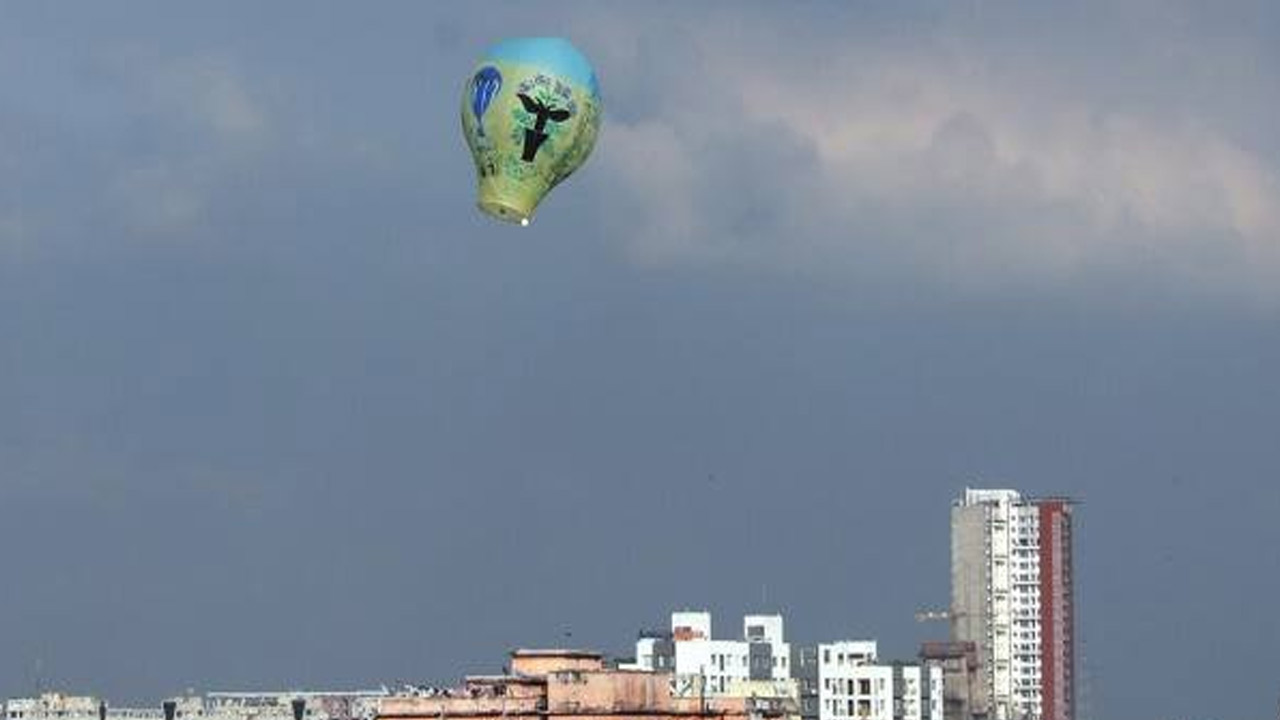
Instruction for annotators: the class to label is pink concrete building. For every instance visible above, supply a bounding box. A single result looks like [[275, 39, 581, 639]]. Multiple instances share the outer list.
[[378, 650, 798, 720]]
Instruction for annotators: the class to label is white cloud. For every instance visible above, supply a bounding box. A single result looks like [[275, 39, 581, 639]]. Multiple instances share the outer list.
[[587, 21, 1280, 299], [597, 121, 700, 265], [149, 55, 267, 139], [97, 52, 273, 237]]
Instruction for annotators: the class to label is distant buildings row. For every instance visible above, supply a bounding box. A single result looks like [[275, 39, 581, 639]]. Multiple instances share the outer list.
[[617, 610, 942, 720], [3, 488, 1075, 720], [3, 691, 381, 720]]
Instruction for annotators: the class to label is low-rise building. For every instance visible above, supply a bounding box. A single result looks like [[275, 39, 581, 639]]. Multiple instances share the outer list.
[[818, 642, 943, 720], [628, 611, 791, 696], [622, 611, 941, 720], [4, 692, 171, 720], [789, 646, 820, 720], [918, 641, 981, 720], [620, 630, 675, 673], [377, 649, 798, 720], [198, 692, 383, 720], [4, 690, 383, 720]]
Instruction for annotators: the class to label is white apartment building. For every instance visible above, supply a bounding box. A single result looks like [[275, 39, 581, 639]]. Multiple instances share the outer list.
[[668, 610, 748, 695], [742, 614, 792, 681], [675, 637, 756, 694], [626, 611, 791, 695], [625, 612, 939, 720], [817, 642, 942, 720], [628, 635, 675, 672]]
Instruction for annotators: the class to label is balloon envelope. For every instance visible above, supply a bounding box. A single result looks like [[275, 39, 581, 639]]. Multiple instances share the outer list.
[[461, 37, 601, 225]]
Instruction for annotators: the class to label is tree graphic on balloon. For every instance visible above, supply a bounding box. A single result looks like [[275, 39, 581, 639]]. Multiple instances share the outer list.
[[516, 92, 571, 161]]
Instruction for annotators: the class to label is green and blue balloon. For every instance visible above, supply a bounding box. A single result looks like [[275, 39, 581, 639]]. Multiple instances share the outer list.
[[461, 37, 601, 225]]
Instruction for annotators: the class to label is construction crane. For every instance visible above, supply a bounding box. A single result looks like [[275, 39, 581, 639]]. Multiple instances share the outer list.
[[914, 609, 954, 623], [914, 607, 970, 635]]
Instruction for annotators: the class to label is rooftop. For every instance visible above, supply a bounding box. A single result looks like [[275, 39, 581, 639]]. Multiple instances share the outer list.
[[510, 649, 603, 659]]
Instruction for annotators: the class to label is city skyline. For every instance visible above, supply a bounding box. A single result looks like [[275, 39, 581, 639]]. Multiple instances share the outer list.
[[2, 3, 1278, 720], [10, 485, 1074, 720]]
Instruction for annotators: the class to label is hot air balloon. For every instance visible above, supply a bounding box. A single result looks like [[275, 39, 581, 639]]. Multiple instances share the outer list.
[[461, 37, 601, 226]]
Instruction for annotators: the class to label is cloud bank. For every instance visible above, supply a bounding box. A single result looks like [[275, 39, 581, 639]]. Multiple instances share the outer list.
[[580, 5, 1280, 300]]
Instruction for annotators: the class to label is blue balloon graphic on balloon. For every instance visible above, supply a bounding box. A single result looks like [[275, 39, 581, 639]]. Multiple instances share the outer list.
[[471, 66, 502, 137]]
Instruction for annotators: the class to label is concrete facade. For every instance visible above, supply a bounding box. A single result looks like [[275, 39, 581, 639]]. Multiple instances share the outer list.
[[630, 612, 791, 696], [816, 644, 942, 720], [1036, 501, 1074, 720], [951, 489, 1075, 720], [376, 649, 799, 720], [626, 613, 936, 720], [789, 646, 820, 720], [622, 634, 676, 672], [4, 692, 382, 720], [918, 642, 980, 720]]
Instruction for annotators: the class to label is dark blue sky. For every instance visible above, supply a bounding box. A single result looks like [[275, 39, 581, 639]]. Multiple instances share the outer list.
[[2, 3, 1278, 719]]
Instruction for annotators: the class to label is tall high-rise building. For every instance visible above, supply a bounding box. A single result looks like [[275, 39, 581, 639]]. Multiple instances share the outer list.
[[950, 489, 1075, 720]]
